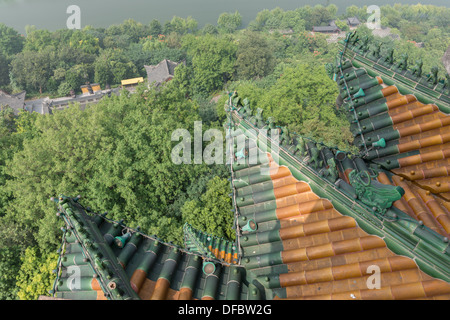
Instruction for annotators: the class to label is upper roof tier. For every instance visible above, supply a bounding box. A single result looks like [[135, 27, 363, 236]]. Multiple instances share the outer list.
[[333, 31, 450, 114]]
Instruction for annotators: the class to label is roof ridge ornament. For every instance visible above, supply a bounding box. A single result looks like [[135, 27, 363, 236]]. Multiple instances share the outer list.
[[348, 169, 404, 215]]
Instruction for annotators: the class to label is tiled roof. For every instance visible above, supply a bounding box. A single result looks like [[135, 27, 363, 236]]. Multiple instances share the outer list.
[[183, 223, 240, 264], [50, 196, 256, 300], [312, 26, 340, 33], [144, 59, 180, 86], [233, 154, 449, 300], [24, 89, 120, 115], [347, 17, 361, 26], [331, 31, 450, 235], [226, 103, 450, 299]]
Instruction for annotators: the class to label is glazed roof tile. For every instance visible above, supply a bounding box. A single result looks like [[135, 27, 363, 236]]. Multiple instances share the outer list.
[[50, 196, 256, 300], [330, 31, 450, 238]]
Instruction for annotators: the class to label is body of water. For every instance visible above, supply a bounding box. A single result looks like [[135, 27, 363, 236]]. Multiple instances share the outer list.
[[0, 0, 449, 34]]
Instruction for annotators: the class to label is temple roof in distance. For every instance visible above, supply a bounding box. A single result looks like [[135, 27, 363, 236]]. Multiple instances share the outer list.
[[0, 90, 26, 115], [144, 59, 181, 87]]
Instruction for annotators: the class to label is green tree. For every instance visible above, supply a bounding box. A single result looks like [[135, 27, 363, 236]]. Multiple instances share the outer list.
[[424, 27, 450, 52], [295, 31, 329, 54], [3, 81, 229, 249], [345, 5, 360, 19], [295, 5, 313, 25], [141, 34, 167, 51], [280, 10, 305, 32], [398, 20, 425, 41], [0, 246, 22, 299], [335, 20, 349, 32], [307, 5, 333, 29], [253, 7, 306, 32], [169, 16, 198, 35], [10, 46, 56, 93], [236, 31, 276, 80], [0, 218, 35, 300], [162, 21, 174, 35], [94, 48, 138, 87], [119, 19, 150, 42], [201, 24, 218, 35], [55, 45, 96, 70], [170, 63, 193, 98], [0, 23, 24, 56], [264, 7, 285, 30], [125, 43, 153, 76], [0, 105, 16, 137], [51, 28, 76, 47], [69, 29, 100, 54], [106, 19, 149, 43], [0, 107, 20, 216], [183, 34, 237, 96], [23, 26, 54, 52], [14, 109, 40, 140], [149, 19, 163, 37], [57, 81, 72, 97], [15, 247, 58, 300], [228, 63, 354, 151], [326, 4, 338, 18], [144, 47, 186, 67], [181, 176, 234, 240], [0, 197, 35, 300], [102, 34, 132, 50], [0, 53, 11, 89], [217, 11, 242, 33], [248, 9, 271, 31]]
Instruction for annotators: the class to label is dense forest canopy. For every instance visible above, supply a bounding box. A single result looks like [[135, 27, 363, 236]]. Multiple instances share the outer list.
[[0, 3, 449, 299]]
